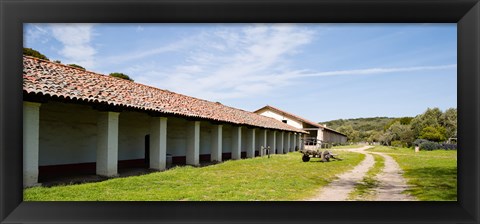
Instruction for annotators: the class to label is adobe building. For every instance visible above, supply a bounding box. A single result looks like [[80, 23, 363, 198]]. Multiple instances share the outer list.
[[254, 105, 347, 148], [23, 56, 307, 187]]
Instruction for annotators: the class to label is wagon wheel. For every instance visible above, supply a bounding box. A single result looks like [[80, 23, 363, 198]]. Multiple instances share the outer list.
[[321, 150, 331, 162], [302, 155, 310, 162]]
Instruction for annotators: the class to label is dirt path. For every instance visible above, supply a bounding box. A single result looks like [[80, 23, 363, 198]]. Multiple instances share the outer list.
[[306, 146, 416, 201], [370, 152, 416, 201], [306, 146, 374, 201]]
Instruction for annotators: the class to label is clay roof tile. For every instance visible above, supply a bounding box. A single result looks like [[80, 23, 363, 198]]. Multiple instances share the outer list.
[[23, 56, 306, 133]]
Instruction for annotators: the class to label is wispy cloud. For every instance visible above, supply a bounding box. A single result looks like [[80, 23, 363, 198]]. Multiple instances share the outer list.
[[135, 24, 315, 100], [295, 64, 457, 78], [50, 24, 96, 68], [23, 23, 457, 121], [24, 24, 50, 46], [119, 24, 456, 102], [103, 38, 192, 65]]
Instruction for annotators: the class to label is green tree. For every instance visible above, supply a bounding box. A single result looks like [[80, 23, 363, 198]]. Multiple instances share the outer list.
[[23, 47, 49, 60], [384, 117, 414, 130], [109, 72, 134, 81], [359, 130, 373, 142], [337, 125, 360, 143], [441, 108, 457, 139], [410, 107, 443, 139], [379, 131, 393, 146], [367, 130, 382, 144], [398, 117, 413, 125], [419, 126, 446, 142], [382, 121, 414, 146]]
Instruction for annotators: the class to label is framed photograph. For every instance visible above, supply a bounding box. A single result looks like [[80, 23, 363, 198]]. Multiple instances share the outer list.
[[1, 0, 479, 223]]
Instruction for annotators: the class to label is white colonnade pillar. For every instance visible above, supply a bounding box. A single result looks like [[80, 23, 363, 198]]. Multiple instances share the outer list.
[[231, 126, 242, 160], [186, 121, 200, 166], [286, 132, 291, 153], [96, 111, 120, 177], [23, 102, 41, 187], [150, 117, 167, 170], [232, 127, 242, 160], [300, 134, 304, 150], [293, 133, 297, 152], [211, 125, 223, 162]]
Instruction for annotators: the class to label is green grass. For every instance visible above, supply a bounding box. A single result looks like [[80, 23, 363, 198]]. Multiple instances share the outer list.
[[348, 154, 385, 201], [367, 146, 457, 201], [25, 151, 365, 201]]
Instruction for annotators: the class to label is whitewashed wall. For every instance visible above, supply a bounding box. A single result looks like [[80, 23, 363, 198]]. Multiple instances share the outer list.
[[39, 102, 97, 166], [38, 101, 298, 167], [256, 110, 303, 129], [317, 129, 324, 141], [166, 117, 189, 157], [322, 130, 347, 144], [257, 108, 346, 144], [222, 125, 232, 153], [200, 122, 213, 155], [241, 127, 250, 153], [39, 102, 153, 165], [118, 111, 149, 160], [323, 130, 330, 143], [38, 102, 207, 165], [255, 129, 261, 151]]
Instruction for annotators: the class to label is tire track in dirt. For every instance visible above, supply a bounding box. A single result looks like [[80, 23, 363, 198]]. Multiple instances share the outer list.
[[306, 146, 416, 201], [370, 152, 416, 201], [306, 146, 374, 201]]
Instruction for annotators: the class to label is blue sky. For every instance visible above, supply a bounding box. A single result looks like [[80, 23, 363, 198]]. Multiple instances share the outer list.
[[24, 23, 457, 122]]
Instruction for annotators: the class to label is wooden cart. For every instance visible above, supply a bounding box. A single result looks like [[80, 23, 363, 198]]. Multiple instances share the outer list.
[[300, 149, 341, 162]]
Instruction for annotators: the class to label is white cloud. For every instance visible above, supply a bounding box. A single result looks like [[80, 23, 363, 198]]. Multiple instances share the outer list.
[[119, 24, 456, 102], [103, 40, 189, 65], [50, 24, 96, 68], [24, 24, 50, 46], [296, 64, 457, 78], [143, 24, 316, 101]]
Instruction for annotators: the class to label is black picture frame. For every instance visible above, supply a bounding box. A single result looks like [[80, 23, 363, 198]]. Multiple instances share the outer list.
[[1, 0, 479, 223]]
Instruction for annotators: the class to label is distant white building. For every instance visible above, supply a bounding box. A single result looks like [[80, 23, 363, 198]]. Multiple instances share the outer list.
[[254, 105, 347, 148]]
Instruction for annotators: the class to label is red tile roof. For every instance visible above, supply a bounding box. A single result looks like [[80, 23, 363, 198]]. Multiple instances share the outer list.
[[23, 56, 306, 133], [253, 105, 346, 136]]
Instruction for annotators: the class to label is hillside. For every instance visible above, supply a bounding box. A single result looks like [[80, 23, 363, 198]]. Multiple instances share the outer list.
[[320, 117, 397, 132], [319, 108, 455, 145]]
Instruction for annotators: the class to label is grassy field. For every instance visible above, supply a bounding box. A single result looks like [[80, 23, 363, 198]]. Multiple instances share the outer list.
[[367, 146, 457, 201], [348, 154, 385, 201], [25, 151, 364, 201]]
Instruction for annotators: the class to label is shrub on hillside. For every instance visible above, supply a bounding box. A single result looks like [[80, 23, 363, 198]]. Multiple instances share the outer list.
[[419, 141, 440, 151], [23, 48, 49, 60], [413, 139, 429, 146], [439, 143, 457, 150], [414, 139, 457, 150]]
